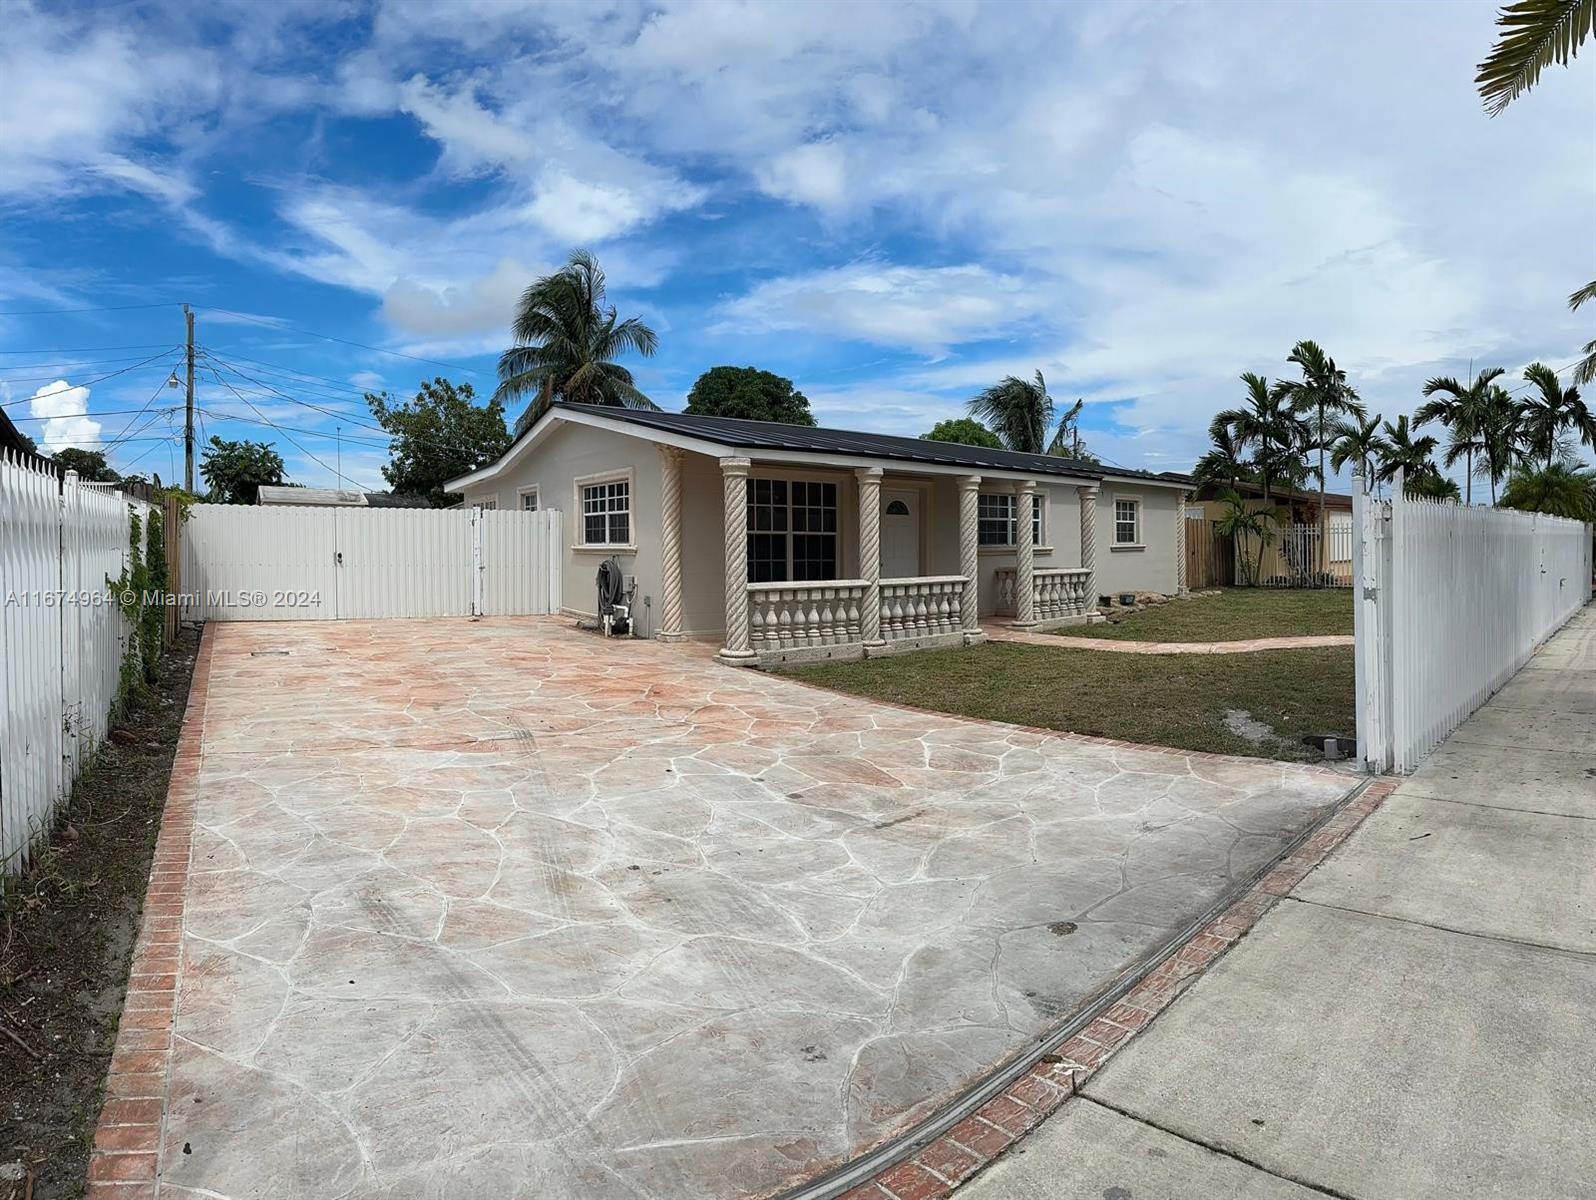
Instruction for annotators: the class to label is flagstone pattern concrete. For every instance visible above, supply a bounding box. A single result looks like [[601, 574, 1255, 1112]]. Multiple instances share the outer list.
[[99, 618, 1352, 1200]]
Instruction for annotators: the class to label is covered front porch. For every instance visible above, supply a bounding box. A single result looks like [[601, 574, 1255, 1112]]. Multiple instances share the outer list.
[[651, 450, 1114, 667]]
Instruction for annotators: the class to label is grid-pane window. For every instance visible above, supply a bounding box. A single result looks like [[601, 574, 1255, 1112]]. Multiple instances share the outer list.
[[746, 479, 838, 581], [581, 478, 630, 545], [520, 488, 538, 511], [978, 494, 1015, 545], [978, 492, 1043, 546], [1114, 498, 1139, 545]]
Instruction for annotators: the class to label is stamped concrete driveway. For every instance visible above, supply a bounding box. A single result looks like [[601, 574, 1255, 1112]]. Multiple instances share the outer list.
[[161, 618, 1352, 1200]]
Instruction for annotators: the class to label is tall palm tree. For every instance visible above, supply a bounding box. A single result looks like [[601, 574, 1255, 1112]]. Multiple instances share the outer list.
[[1192, 426, 1256, 490], [1415, 367, 1506, 505], [1211, 372, 1310, 510], [1500, 461, 1596, 520], [968, 371, 1054, 454], [1476, 0, 1594, 115], [1571, 279, 1596, 386], [1329, 412, 1383, 495], [1477, 384, 1524, 504], [1373, 414, 1442, 494], [1518, 361, 1594, 468], [495, 250, 659, 435], [1046, 397, 1089, 459], [1277, 340, 1364, 567]]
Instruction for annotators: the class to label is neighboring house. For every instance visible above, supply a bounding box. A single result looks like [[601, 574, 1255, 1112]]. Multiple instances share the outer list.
[[256, 486, 432, 508], [1182, 479, 1354, 584], [448, 403, 1194, 666]]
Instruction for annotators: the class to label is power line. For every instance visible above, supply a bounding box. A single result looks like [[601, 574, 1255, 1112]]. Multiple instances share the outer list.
[[197, 346, 391, 397], [5, 404, 184, 423], [198, 306, 485, 376], [200, 365, 383, 488], [0, 342, 178, 356], [0, 351, 180, 374], [0, 350, 181, 408], [0, 300, 181, 316]]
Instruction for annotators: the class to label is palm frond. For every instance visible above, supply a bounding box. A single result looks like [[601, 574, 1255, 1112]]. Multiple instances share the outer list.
[[1476, 0, 1595, 116]]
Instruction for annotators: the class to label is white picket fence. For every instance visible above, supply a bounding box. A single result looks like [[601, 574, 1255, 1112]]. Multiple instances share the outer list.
[[180, 504, 561, 621], [2, 453, 151, 876], [1353, 470, 1592, 773]]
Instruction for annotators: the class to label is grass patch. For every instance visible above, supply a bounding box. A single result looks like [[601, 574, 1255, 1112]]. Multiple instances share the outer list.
[[785, 641, 1353, 761], [1058, 587, 1353, 642], [1, 629, 199, 1198]]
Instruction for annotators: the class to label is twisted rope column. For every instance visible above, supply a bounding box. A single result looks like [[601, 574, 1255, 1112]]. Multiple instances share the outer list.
[[857, 467, 885, 648], [1013, 481, 1038, 628], [1176, 489, 1190, 597], [656, 445, 686, 640], [958, 475, 983, 641], [716, 457, 756, 665], [1077, 483, 1100, 610]]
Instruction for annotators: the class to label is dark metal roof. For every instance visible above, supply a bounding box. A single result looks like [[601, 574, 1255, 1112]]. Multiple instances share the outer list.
[[552, 402, 1185, 484], [364, 492, 434, 508]]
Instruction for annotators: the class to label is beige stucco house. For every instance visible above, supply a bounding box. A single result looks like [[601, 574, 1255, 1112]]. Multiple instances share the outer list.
[[447, 403, 1194, 667]]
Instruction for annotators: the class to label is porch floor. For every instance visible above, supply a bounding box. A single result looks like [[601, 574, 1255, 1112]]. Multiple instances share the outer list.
[[136, 617, 1353, 1199]]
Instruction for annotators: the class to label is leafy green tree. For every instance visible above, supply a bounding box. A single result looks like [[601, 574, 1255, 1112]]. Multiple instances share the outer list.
[[1518, 362, 1594, 468], [1210, 373, 1310, 509], [367, 378, 511, 508], [684, 366, 816, 425], [1416, 367, 1506, 505], [1277, 340, 1364, 568], [496, 250, 659, 435], [922, 417, 1003, 449], [53, 447, 120, 482], [967, 370, 1054, 454], [1500, 462, 1596, 520], [200, 436, 285, 505], [1475, 0, 1593, 115]]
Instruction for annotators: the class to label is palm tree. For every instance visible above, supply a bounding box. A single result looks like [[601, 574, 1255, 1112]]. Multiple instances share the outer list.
[[1519, 362, 1594, 468], [1374, 414, 1442, 493], [1278, 340, 1364, 567], [968, 371, 1054, 454], [1479, 384, 1525, 504], [1046, 397, 1090, 459], [1329, 412, 1383, 495], [1211, 373, 1310, 510], [1415, 367, 1506, 505], [495, 250, 659, 435], [1475, 0, 1593, 115], [1571, 279, 1596, 386], [1500, 461, 1596, 520], [1192, 426, 1256, 490], [1212, 487, 1280, 586]]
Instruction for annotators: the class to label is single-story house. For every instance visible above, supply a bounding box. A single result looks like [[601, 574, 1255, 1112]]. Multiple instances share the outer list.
[[256, 486, 432, 508], [1182, 480, 1353, 584], [447, 402, 1194, 666]]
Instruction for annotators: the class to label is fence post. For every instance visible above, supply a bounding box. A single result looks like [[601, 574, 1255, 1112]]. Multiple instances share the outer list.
[[471, 506, 484, 618]]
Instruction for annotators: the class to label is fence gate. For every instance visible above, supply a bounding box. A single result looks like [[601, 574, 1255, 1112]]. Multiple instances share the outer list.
[[1352, 469, 1592, 773], [181, 505, 561, 621]]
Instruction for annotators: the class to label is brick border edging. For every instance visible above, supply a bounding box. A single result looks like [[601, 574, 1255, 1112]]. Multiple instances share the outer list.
[[833, 775, 1400, 1200], [87, 623, 216, 1200]]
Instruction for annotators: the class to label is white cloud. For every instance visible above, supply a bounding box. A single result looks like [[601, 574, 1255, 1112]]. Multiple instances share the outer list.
[[29, 380, 102, 453], [757, 141, 850, 210], [381, 259, 537, 339], [719, 262, 1051, 356], [349, 371, 385, 390]]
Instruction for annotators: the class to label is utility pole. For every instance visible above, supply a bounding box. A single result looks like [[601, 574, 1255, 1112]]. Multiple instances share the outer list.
[[183, 304, 195, 491]]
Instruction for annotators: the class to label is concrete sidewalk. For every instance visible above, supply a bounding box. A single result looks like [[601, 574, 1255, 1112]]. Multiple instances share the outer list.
[[966, 604, 1596, 1200]]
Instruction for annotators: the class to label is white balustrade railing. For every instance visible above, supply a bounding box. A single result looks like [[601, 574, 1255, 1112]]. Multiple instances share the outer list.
[[879, 576, 964, 641], [747, 580, 869, 651], [994, 567, 1093, 621]]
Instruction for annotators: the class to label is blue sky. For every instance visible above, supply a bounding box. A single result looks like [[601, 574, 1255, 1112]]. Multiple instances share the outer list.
[[1, 0, 1592, 493]]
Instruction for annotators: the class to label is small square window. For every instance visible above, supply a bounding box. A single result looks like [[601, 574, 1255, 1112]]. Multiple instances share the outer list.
[[519, 488, 539, 511]]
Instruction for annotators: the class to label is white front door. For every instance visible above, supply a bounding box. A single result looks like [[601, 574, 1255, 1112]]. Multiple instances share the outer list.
[[881, 490, 921, 578]]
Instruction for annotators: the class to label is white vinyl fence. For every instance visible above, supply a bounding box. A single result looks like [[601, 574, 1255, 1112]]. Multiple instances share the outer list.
[[1353, 469, 1592, 773], [2, 453, 151, 876], [180, 504, 561, 621]]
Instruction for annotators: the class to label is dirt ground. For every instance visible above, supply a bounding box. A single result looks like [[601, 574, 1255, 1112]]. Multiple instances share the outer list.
[[1, 629, 198, 1200]]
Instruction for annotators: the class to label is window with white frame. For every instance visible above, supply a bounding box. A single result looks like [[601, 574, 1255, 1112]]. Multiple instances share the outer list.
[[580, 477, 630, 545], [746, 478, 838, 582], [977, 492, 1044, 546], [1113, 497, 1140, 545], [519, 486, 539, 511], [478, 498, 497, 511]]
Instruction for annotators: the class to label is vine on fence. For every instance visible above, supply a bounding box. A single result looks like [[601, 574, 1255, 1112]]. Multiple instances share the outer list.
[[106, 500, 170, 716]]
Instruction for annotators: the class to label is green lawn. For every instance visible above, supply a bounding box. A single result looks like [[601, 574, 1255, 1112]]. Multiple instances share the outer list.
[[1056, 587, 1353, 642], [785, 641, 1354, 762]]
